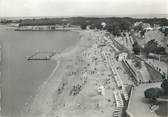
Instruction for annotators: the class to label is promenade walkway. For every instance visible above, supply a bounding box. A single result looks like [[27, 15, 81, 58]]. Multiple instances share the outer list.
[[146, 59, 167, 76]]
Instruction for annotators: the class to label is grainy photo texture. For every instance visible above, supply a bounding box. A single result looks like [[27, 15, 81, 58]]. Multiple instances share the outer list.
[[0, 0, 168, 117]]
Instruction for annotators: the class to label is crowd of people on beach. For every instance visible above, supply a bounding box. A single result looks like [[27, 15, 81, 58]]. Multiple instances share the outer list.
[[73, 30, 130, 116], [27, 30, 132, 117]]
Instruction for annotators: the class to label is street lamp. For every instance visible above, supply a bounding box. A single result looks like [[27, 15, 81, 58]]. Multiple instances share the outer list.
[[140, 45, 144, 57], [166, 66, 168, 79]]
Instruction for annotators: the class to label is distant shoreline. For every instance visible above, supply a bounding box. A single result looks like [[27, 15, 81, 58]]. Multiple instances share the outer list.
[[15, 29, 70, 31], [1, 14, 168, 19]]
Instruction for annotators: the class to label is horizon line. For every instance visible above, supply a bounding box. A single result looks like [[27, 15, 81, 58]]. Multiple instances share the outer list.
[[1, 13, 168, 19]]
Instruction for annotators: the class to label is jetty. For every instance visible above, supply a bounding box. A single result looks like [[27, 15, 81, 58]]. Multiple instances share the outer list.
[[27, 51, 56, 61]]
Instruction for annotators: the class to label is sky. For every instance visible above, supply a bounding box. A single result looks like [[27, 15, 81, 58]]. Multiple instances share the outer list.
[[0, 0, 167, 17]]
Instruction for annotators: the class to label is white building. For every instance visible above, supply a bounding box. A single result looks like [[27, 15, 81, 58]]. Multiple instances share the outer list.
[[118, 52, 128, 61]]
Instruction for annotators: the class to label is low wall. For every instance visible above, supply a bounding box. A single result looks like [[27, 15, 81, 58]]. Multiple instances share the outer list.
[[145, 63, 163, 81], [126, 86, 135, 117], [134, 56, 163, 81]]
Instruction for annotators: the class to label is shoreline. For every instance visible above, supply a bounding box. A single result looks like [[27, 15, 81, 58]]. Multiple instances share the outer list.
[[22, 60, 60, 115], [24, 30, 120, 117], [0, 25, 81, 117], [24, 31, 85, 117]]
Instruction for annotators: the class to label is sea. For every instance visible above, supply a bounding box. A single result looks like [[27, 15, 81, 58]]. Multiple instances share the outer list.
[[0, 25, 79, 117]]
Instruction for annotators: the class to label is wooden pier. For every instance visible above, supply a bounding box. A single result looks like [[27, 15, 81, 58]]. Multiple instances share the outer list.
[[27, 51, 56, 61]]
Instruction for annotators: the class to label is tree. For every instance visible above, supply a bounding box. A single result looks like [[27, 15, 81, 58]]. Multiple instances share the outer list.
[[144, 39, 166, 55], [164, 28, 168, 36], [161, 79, 168, 95], [140, 30, 146, 37], [144, 88, 163, 102], [132, 41, 141, 54], [133, 24, 143, 32], [144, 39, 158, 55], [80, 23, 87, 30], [105, 25, 113, 33], [120, 21, 131, 31], [95, 23, 103, 30], [112, 25, 121, 36], [134, 60, 142, 69], [155, 47, 166, 55]]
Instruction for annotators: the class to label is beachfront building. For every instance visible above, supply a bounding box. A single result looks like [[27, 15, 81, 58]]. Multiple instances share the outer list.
[[134, 22, 152, 31], [153, 24, 161, 30], [144, 30, 165, 47], [114, 91, 124, 108], [117, 52, 128, 61], [134, 21, 143, 27], [113, 91, 124, 117], [142, 23, 153, 31], [16, 24, 81, 31], [16, 25, 59, 31]]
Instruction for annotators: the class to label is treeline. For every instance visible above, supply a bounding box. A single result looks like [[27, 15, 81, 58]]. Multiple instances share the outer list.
[[132, 39, 167, 56], [18, 18, 65, 26], [0, 19, 13, 24], [79, 17, 135, 36], [140, 18, 168, 27], [2, 17, 168, 35]]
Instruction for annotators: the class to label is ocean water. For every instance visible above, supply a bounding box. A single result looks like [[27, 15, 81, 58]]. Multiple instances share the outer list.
[[0, 25, 79, 117]]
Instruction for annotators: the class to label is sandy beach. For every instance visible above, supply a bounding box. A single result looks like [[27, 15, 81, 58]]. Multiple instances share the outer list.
[[24, 30, 119, 117], [23, 31, 90, 117]]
